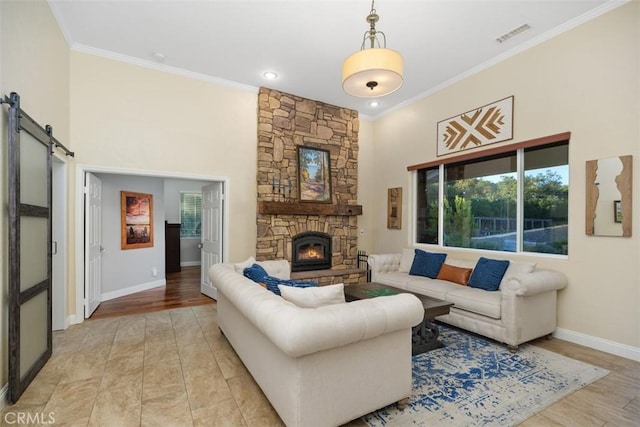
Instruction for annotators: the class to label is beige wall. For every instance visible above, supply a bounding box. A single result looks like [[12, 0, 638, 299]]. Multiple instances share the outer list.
[[357, 117, 375, 254], [0, 0, 70, 390], [70, 52, 259, 265], [372, 3, 639, 349]]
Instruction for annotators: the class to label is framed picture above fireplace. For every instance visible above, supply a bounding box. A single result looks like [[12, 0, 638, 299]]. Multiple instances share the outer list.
[[298, 146, 332, 203]]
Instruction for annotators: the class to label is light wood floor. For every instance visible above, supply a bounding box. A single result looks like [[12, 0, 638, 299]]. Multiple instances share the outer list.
[[3, 272, 638, 426], [520, 337, 639, 426]]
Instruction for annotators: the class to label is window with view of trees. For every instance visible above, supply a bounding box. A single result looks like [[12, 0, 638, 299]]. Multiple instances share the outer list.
[[416, 167, 440, 244], [415, 141, 568, 255], [180, 192, 202, 239]]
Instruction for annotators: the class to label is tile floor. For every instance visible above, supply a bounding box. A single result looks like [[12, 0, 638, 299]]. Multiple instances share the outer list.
[[1, 304, 291, 427], [2, 303, 638, 426]]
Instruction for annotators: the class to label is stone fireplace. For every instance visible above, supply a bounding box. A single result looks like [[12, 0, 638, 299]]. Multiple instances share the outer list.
[[256, 87, 366, 285], [291, 232, 332, 272]]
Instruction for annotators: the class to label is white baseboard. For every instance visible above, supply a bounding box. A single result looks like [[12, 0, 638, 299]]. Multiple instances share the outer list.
[[101, 279, 166, 302], [554, 327, 640, 362], [180, 261, 201, 267], [0, 383, 7, 409]]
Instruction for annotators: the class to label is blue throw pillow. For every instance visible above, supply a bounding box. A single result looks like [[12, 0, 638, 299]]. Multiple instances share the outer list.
[[468, 257, 510, 291], [243, 264, 269, 282], [243, 263, 317, 295], [409, 249, 447, 279], [262, 277, 318, 296]]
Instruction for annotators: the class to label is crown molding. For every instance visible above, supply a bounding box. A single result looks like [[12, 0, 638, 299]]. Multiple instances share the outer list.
[[71, 44, 258, 94]]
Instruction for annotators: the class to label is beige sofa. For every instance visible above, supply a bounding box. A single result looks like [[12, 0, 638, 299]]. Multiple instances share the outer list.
[[368, 249, 568, 351], [209, 260, 424, 427]]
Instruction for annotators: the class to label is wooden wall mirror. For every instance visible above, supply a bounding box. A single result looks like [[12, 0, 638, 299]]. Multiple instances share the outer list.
[[586, 155, 632, 237]]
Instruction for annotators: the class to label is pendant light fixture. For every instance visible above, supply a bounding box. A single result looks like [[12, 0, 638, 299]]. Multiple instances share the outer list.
[[342, 0, 403, 98]]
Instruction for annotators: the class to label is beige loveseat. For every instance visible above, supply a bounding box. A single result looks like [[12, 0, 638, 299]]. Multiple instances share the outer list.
[[209, 260, 424, 427], [368, 249, 568, 351]]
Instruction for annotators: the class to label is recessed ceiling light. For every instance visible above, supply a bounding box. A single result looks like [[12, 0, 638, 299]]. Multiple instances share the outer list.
[[263, 71, 278, 80], [369, 101, 380, 108], [151, 51, 165, 62]]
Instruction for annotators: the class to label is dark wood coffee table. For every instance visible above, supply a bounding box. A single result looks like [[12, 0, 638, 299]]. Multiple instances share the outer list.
[[344, 282, 453, 355]]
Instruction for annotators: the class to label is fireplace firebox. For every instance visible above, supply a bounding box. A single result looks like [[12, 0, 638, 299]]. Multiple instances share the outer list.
[[291, 232, 332, 272]]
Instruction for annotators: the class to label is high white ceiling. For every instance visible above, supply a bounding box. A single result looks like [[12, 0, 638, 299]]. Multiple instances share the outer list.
[[48, 0, 622, 118]]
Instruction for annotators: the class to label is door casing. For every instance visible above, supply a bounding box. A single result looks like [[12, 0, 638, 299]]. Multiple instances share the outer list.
[[52, 154, 68, 330]]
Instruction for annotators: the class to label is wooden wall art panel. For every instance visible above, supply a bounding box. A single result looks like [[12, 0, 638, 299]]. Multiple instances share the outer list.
[[387, 187, 402, 230], [437, 96, 514, 156]]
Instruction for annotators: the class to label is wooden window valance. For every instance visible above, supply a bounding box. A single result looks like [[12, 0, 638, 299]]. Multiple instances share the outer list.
[[407, 131, 571, 171]]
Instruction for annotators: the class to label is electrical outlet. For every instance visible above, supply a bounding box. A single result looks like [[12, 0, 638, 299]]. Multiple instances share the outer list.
[[152, 267, 158, 277]]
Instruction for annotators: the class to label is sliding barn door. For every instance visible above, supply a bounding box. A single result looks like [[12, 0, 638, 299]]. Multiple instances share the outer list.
[[6, 93, 53, 403]]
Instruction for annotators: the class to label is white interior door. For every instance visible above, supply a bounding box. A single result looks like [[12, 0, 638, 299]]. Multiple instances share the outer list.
[[200, 182, 223, 299], [85, 172, 103, 317]]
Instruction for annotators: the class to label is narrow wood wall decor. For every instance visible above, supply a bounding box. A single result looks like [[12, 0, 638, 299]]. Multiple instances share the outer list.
[[585, 155, 632, 237], [437, 96, 514, 156], [585, 160, 598, 235], [617, 155, 633, 237], [387, 187, 402, 230]]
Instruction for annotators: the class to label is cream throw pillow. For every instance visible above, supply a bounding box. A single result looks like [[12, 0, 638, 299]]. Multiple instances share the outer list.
[[279, 283, 346, 308], [398, 248, 415, 273], [233, 257, 256, 273]]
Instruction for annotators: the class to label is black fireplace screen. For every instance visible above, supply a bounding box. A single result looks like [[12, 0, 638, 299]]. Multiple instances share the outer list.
[[291, 232, 332, 272]]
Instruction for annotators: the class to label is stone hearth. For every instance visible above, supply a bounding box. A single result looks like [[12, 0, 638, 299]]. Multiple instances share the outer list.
[[256, 87, 365, 284]]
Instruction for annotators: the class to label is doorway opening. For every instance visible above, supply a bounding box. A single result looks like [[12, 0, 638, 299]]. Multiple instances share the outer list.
[[74, 166, 229, 323]]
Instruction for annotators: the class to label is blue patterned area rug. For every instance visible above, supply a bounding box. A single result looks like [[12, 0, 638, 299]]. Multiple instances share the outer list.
[[363, 325, 609, 426]]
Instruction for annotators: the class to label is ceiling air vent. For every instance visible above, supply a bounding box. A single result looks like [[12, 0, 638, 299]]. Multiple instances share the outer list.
[[496, 24, 532, 43]]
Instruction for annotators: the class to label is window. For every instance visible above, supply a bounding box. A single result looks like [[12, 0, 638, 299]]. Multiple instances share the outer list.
[[416, 167, 439, 244], [415, 140, 568, 255], [444, 153, 517, 251], [180, 192, 202, 239], [522, 144, 569, 254]]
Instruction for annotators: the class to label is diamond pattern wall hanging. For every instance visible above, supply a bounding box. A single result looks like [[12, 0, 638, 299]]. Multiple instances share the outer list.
[[437, 96, 514, 156]]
